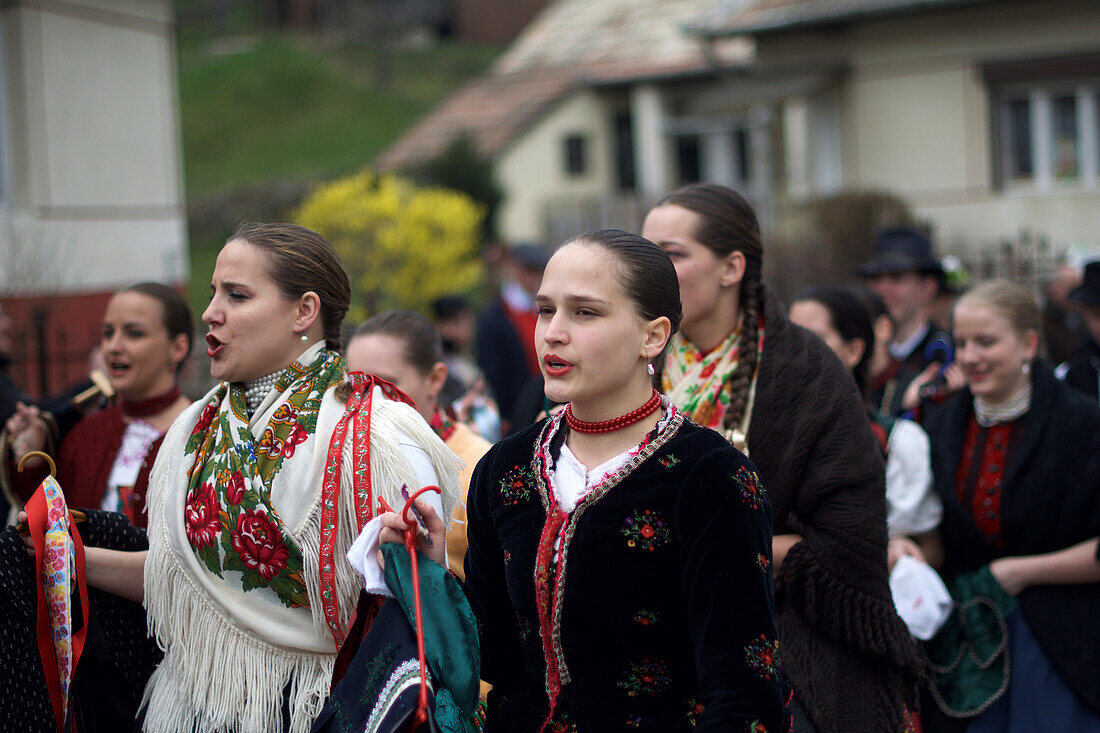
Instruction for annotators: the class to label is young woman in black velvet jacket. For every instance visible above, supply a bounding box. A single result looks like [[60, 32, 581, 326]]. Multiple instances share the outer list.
[[381, 230, 790, 732], [921, 280, 1100, 731]]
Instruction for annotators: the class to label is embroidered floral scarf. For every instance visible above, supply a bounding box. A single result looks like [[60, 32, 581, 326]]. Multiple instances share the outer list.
[[662, 320, 747, 430], [183, 349, 345, 609]]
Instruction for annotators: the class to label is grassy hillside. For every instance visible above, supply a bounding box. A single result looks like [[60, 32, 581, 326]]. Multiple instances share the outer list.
[[179, 36, 498, 197], [177, 34, 499, 306]]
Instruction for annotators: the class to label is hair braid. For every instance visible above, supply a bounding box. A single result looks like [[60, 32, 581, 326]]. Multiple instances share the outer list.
[[723, 274, 761, 432]]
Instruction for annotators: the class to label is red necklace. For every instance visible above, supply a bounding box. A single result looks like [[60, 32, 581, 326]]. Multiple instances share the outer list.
[[121, 385, 181, 418], [565, 389, 661, 434]]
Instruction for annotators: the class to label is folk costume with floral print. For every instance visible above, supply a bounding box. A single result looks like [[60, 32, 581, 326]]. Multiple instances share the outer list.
[[141, 342, 461, 733], [663, 315, 764, 450]]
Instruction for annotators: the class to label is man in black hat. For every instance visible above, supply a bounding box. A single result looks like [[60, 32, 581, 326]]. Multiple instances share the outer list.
[[1056, 260, 1100, 404], [860, 227, 948, 374], [860, 227, 951, 415]]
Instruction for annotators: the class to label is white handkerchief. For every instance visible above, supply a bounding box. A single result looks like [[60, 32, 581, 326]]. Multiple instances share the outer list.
[[889, 555, 953, 640], [346, 516, 395, 599]]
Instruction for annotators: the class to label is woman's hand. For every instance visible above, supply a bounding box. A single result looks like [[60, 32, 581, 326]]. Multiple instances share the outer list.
[[989, 538, 1100, 597], [5, 402, 48, 463], [18, 510, 146, 601], [888, 535, 926, 571], [989, 557, 1027, 596], [378, 496, 446, 567], [16, 510, 34, 555], [900, 362, 967, 411]]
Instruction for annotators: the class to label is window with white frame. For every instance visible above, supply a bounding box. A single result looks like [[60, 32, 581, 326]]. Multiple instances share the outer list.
[[988, 55, 1100, 191]]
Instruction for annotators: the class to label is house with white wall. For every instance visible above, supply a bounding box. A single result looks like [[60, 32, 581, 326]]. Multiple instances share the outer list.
[[0, 0, 186, 395], [379, 0, 1100, 261]]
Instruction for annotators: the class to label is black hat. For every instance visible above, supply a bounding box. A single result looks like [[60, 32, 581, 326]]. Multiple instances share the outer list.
[[858, 227, 943, 277], [1068, 260, 1100, 306], [509, 242, 553, 270]]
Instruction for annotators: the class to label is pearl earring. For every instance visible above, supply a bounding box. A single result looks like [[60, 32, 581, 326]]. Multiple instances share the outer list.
[[299, 332, 309, 342], [647, 362, 655, 376], [1022, 361, 1030, 375]]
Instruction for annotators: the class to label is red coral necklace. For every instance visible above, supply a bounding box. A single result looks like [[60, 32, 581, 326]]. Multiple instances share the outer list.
[[565, 389, 661, 434]]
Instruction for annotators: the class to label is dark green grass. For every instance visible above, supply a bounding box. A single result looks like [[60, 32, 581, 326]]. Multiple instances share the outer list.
[[178, 36, 499, 196]]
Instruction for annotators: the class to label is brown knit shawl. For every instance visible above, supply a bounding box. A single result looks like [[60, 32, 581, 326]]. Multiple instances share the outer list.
[[748, 287, 922, 732]]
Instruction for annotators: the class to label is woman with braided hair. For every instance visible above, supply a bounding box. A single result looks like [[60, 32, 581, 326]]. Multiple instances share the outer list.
[[642, 184, 923, 733]]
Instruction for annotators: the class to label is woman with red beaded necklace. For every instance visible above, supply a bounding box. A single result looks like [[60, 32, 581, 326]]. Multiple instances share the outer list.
[[4, 282, 192, 526], [380, 229, 790, 732]]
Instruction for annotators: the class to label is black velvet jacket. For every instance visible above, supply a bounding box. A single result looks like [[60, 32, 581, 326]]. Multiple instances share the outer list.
[[922, 361, 1100, 713], [464, 412, 789, 732]]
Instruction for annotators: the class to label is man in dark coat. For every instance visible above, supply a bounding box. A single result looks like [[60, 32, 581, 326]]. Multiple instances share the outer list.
[[476, 243, 551, 431], [861, 228, 951, 415], [1057, 259, 1100, 405]]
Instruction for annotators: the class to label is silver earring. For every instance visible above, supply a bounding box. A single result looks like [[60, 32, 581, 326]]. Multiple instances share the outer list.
[[647, 362, 655, 376], [299, 332, 309, 342], [1022, 361, 1030, 375]]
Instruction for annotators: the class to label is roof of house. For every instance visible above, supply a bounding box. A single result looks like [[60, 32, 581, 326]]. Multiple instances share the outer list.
[[376, 0, 745, 169], [690, 0, 998, 37], [375, 68, 577, 169]]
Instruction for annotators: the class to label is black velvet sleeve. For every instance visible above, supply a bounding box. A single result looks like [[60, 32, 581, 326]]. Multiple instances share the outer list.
[[675, 445, 789, 731], [462, 443, 527, 694]]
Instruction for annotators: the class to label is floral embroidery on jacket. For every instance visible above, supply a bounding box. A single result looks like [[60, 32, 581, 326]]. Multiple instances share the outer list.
[[745, 634, 781, 681], [657, 454, 680, 469], [687, 698, 705, 727], [622, 509, 670, 551], [756, 552, 770, 573], [617, 658, 672, 697], [499, 463, 536, 506], [736, 466, 768, 511], [748, 720, 769, 732], [546, 711, 575, 732], [633, 609, 659, 627]]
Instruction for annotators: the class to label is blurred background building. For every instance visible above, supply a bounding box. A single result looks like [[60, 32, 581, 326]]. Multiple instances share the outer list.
[[0, 0, 187, 396], [379, 0, 1100, 278]]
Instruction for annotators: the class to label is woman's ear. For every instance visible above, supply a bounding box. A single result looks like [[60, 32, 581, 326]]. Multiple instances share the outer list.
[[719, 251, 746, 288], [427, 361, 448, 399], [295, 291, 322, 333], [642, 317, 672, 361], [168, 333, 191, 370], [840, 337, 867, 371], [1022, 329, 1039, 362]]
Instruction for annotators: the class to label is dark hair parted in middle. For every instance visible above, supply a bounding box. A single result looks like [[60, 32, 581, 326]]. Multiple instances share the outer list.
[[352, 310, 444, 376], [655, 183, 762, 430], [564, 229, 682, 385], [121, 281, 194, 372], [232, 222, 351, 351], [792, 285, 875, 397]]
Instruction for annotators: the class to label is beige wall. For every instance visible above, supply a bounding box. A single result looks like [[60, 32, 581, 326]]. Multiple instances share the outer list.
[[759, 0, 1100, 253], [496, 88, 615, 242], [0, 0, 186, 294]]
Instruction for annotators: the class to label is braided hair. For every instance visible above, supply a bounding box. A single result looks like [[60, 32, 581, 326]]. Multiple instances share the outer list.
[[655, 184, 763, 432]]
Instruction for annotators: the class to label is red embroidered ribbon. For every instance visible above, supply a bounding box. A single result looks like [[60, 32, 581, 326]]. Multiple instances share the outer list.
[[318, 371, 414, 648], [26, 489, 89, 733]]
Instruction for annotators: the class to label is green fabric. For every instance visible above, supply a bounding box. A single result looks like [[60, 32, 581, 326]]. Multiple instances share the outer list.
[[382, 543, 481, 722], [925, 565, 1019, 718]]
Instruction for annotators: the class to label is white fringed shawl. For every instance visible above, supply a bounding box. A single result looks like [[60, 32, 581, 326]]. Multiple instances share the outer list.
[[141, 371, 460, 733]]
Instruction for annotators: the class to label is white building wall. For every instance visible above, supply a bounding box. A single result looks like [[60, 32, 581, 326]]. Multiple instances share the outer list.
[[842, 0, 1100, 252], [496, 88, 615, 242], [0, 0, 186, 294], [757, 0, 1100, 253]]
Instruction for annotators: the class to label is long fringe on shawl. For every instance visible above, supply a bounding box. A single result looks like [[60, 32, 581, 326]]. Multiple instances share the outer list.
[[141, 390, 461, 733]]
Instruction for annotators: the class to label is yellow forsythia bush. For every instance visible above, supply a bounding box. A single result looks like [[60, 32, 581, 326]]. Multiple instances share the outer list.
[[293, 170, 485, 320]]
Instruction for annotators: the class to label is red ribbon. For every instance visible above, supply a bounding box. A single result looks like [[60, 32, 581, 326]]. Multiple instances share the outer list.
[[318, 372, 414, 648], [26, 489, 89, 733]]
